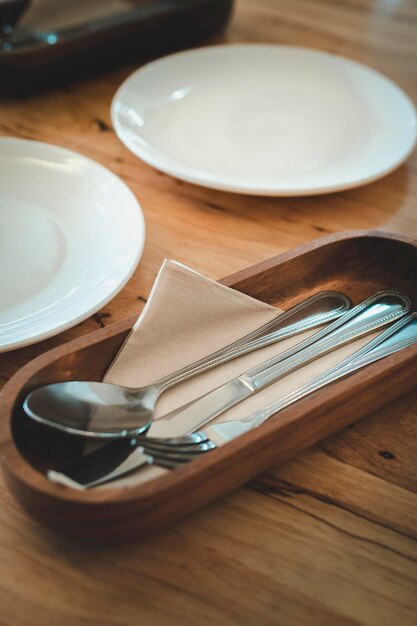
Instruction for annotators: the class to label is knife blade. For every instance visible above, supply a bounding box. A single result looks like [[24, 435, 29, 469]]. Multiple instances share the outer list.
[[47, 443, 152, 489]]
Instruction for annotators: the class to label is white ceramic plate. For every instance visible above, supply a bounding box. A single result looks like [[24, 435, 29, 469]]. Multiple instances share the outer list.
[[112, 44, 417, 196], [0, 138, 145, 352]]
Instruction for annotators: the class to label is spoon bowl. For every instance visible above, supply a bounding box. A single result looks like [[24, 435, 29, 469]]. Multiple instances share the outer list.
[[23, 381, 157, 437]]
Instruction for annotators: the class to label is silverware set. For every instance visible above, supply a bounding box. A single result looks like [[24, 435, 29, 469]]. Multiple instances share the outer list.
[[22, 289, 417, 489]]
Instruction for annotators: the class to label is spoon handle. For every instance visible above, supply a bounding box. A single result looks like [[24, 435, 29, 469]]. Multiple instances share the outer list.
[[156, 291, 351, 393]]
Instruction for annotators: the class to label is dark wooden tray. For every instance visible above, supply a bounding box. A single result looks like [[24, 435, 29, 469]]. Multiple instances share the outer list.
[[0, 0, 233, 95], [1, 230, 417, 542]]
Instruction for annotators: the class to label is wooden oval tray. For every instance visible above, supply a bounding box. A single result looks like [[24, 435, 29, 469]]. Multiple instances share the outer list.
[[1, 230, 417, 542]]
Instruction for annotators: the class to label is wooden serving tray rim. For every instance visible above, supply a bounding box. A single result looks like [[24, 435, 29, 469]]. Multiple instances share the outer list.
[[1, 228, 416, 507]]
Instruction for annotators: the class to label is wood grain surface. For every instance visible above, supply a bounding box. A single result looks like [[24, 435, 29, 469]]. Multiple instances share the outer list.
[[0, 1, 416, 625]]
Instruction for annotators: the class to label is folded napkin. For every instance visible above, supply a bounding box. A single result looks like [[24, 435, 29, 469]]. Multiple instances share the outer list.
[[89, 259, 374, 490]]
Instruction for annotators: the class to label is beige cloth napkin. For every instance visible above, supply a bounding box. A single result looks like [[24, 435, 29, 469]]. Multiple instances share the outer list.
[[91, 259, 374, 490]]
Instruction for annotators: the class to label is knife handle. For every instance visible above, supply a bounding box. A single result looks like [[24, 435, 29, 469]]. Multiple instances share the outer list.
[[245, 291, 409, 391]]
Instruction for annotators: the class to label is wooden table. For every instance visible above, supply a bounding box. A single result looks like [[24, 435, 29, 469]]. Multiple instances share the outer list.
[[1, 1, 416, 624]]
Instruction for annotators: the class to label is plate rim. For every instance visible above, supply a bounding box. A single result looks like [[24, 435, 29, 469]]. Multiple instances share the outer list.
[[0, 136, 146, 352], [111, 43, 417, 196]]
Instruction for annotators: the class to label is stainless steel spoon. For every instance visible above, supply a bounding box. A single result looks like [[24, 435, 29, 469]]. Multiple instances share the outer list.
[[23, 291, 350, 438]]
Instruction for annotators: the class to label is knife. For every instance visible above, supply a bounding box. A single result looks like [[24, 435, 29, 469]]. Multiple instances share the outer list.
[[205, 312, 417, 445], [137, 311, 417, 464]]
